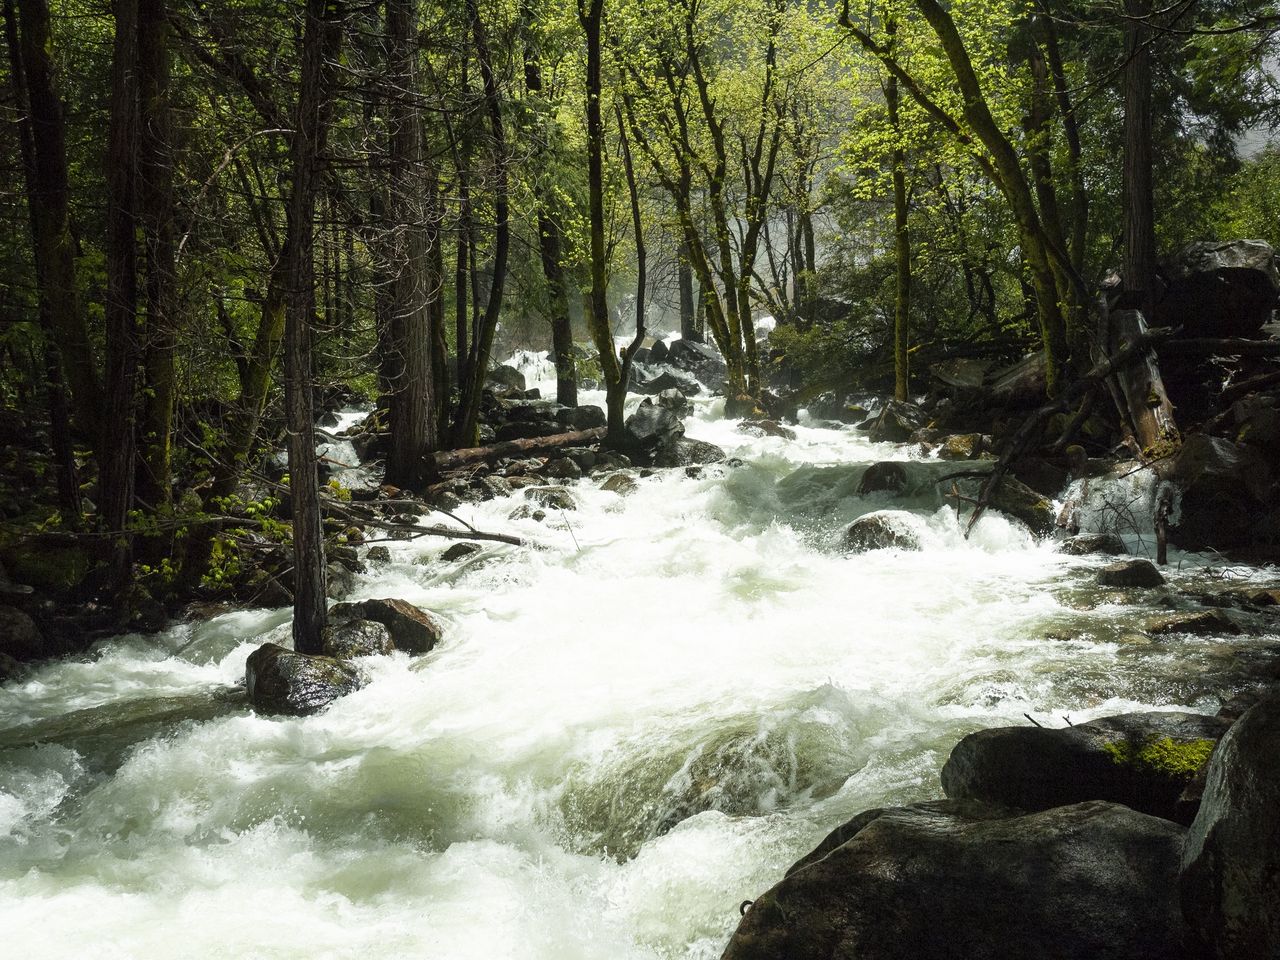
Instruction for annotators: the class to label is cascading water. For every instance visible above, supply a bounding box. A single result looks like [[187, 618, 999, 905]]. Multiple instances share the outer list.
[[1, 361, 1275, 959]]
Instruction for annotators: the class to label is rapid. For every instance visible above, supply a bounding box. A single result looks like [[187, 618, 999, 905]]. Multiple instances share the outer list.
[[1, 356, 1274, 960]]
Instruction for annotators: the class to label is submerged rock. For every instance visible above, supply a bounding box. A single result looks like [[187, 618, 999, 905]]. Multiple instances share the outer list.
[[843, 511, 922, 552], [857, 461, 908, 495], [737, 419, 796, 441], [599, 472, 638, 495], [724, 800, 1187, 960], [941, 711, 1229, 824], [245, 642, 364, 716], [524, 485, 577, 511], [321, 618, 394, 658], [1098, 558, 1165, 589], [1182, 693, 1280, 959], [329, 597, 443, 654], [1144, 609, 1241, 637], [441, 542, 481, 562]]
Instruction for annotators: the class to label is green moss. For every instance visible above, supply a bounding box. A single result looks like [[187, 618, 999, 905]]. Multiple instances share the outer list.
[[1103, 737, 1216, 777]]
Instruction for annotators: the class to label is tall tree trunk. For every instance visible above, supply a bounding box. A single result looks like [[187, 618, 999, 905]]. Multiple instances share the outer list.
[[14, 0, 101, 439], [451, 0, 509, 447], [136, 0, 178, 508], [100, 0, 142, 582], [384, 0, 437, 488], [885, 38, 910, 403], [283, 0, 343, 653], [1122, 0, 1156, 316], [678, 238, 698, 342], [539, 210, 578, 406]]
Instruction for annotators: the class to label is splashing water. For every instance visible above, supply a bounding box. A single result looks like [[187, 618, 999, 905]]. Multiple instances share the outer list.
[[0, 390, 1275, 959]]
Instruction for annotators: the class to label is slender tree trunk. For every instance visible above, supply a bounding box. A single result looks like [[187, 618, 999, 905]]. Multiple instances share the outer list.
[[886, 46, 910, 403], [1122, 0, 1156, 316], [4, 0, 81, 521], [283, 0, 343, 653], [384, 0, 436, 488], [539, 210, 578, 406], [678, 238, 697, 342], [14, 0, 100, 439], [136, 0, 178, 508], [100, 0, 142, 581]]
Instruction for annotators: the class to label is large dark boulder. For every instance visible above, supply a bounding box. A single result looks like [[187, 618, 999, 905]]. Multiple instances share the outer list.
[[857, 461, 908, 495], [485, 364, 527, 392], [1182, 694, 1280, 959], [653, 437, 727, 468], [843, 511, 922, 552], [495, 420, 565, 442], [245, 643, 365, 716], [0, 605, 45, 661], [1166, 434, 1274, 553], [1098, 558, 1166, 589], [621, 398, 684, 452], [329, 597, 443, 654], [630, 363, 703, 397], [666, 338, 728, 389], [941, 711, 1229, 824], [1155, 240, 1279, 339], [321, 618, 395, 658], [988, 351, 1048, 407], [555, 404, 607, 431], [724, 800, 1188, 960], [868, 400, 925, 442]]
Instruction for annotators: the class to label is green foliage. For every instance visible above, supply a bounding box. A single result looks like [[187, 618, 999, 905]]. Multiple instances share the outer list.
[[1103, 737, 1216, 778]]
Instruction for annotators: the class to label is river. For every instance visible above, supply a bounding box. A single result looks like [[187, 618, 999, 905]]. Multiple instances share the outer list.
[[1, 359, 1274, 959]]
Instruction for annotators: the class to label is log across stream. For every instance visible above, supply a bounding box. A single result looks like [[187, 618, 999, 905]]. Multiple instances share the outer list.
[[0, 382, 1276, 959]]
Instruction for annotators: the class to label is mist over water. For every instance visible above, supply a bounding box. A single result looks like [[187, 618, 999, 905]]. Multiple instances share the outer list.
[[1, 363, 1274, 959]]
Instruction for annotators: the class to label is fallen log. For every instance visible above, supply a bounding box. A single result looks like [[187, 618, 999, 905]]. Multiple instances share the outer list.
[[1157, 338, 1280, 358], [429, 427, 606, 472]]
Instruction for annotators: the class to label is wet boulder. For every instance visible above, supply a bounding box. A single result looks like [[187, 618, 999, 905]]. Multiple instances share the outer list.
[[485, 364, 526, 392], [328, 597, 443, 654], [936, 433, 989, 461], [1166, 434, 1274, 553], [0, 605, 45, 661], [665, 338, 727, 388], [941, 711, 1229, 824], [555, 404, 607, 431], [1098, 558, 1166, 589], [631, 364, 703, 397], [724, 800, 1188, 960], [806, 392, 868, 424], [1182, 693, 1280, 959], [441, 542, 481, 562], [495, 420, 565, 442], [857, 461, 908, 495], [868, 400, 925, 442], [843, 511, 923, 552], [245, 642, 365, 716], [652, 437, 726, 468], [1144, 609, 1241, 637], [1060, 534, 1129, 556], [321, 618, 395, 658], [621, 398, 684, 453], [599, 472, 638, 495], [524, 485, 577, 511], [737, 419, 796, 441], [1155, 240, 1279, 339], [541, 457, 582, 480], [656, 387, 688, 413]]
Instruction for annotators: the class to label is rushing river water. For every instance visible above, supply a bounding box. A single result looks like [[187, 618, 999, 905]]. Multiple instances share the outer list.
[[1, 361, 1276, 959]]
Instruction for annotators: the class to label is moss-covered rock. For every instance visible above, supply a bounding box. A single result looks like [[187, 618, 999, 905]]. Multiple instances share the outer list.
[[328, 597, 443, 654], [321, 618, 394, 659], [988, 475, 1055, 536], [941, 711, 1230, 824]]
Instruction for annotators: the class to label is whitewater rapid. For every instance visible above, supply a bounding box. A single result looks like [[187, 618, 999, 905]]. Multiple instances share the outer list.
[[1, 367, 1274, 959]]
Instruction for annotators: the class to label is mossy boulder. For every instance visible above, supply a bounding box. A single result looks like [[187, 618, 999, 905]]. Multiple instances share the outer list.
[[941, 711, 1229, 824], [988, 475, 1055, 537], [244, 642, 365, 716], [724, 800, 1188, 960], [328, 597, 443, 654]]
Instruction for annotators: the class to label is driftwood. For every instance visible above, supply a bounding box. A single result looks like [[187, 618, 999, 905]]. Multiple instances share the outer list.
[[963, 327, 1172, 536], [1109, 310, 1178, 454], [429, 427, 606, 472]]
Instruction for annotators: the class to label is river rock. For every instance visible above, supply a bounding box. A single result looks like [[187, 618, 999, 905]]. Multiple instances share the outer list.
[[555, 404, 608, 431], [441, 542, 481, 562], [495, 420, 564, 442], [1144, 609, 1241, 637], [937, 433, 989, 460], [724, 800, 1188, 960], [599, 472, 638, 495], [245, 643, 365, 716], [632, 364, 703, 397], [653, 437, 727, 468], [1182, 693, 1280, 959], [622, 398, 684, 452], [656, 387, 688, 413], [321, 618, 395, 658], [1155, 239, 1279, 338], [0, 605, 45, 661], [1060, 534, 1129, 556], [843, 511, 922, 552], [525, 485, 576, 511], [542, 457, 582, 480], [737, 419, 796, 441], [1098, 558, 1165, 589], [328, 597, 443, 654], [941, 711, 1229, 824], [989, 475, 1055, 536], [486, 364, 526, 392], [665, 338, 728, 388], [858, 461, 907, 495], [868, 400, 925, 442], [1166, 434, 1274, 552]]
